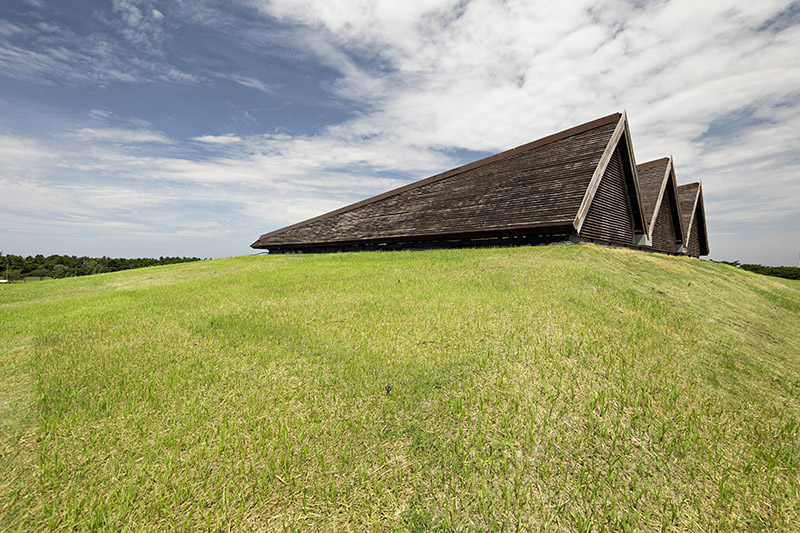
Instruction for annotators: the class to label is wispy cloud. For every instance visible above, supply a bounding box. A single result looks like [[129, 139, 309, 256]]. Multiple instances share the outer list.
[[69, 127, 174, 144], [192, 134, 243, 145], [229, 74, 276, 94], [0, 1, 197, 85]]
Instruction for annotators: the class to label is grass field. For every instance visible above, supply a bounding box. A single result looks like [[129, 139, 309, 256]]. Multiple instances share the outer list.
[[1, 244, 799, 531]]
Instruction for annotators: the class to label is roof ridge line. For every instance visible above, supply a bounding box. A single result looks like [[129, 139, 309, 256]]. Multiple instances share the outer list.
[[636, 157, 670, 170], [253, 112, 623, 243]]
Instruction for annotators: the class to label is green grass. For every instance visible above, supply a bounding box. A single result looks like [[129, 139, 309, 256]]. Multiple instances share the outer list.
[[1, 244, 798, 531]]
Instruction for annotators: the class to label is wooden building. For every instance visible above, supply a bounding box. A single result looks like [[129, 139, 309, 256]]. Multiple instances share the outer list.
[[252, 112, 654, 253], [677, 182, 709, 257], [636, 157, 687, 254]]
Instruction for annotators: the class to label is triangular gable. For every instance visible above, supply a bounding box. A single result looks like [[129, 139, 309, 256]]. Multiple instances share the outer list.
[[253, 113, 623, 251], [573, 111, 649, 246], [677, 183, 709, 257], [636, 157, 686, 253]]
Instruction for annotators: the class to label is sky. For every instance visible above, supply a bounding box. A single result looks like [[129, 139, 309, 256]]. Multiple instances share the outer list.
[[1, 0, 799, 266]]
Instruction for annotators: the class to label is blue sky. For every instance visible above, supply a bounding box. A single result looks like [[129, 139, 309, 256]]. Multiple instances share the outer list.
[[1, 0, 799, 266]]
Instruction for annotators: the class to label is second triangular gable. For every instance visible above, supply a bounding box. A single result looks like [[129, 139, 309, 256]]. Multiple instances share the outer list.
[[651, 188, 679, 253], [650, 163, 686, 253]]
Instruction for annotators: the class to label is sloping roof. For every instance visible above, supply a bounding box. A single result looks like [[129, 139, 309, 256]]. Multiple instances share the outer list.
[[253, 112, 648, 251], [677, 182, 710, 256], [636, 157, 686, 251]]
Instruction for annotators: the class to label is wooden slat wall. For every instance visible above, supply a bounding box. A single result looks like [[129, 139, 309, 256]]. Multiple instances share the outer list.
[[651, 193, 677, 253], [261, 122, 618, 247], [687, 216, 701, 257], [578, 148, 635, 245]]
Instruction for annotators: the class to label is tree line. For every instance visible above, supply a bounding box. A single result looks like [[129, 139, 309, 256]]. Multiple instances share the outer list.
[[0, 253, 202, 281], [715, 260, 800, 280]]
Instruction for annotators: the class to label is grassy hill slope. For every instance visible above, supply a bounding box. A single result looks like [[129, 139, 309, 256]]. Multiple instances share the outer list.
[[1, 244, 799, 531]]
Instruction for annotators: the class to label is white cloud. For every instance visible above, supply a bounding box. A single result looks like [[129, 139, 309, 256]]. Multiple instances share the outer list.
[[0, 135, 54, 177], [230, 74, 275, 94], [0, 126, 421, 256], [193, 134, 244, 145], [0, 21, 28, 37], [89, 108, 114, 120], [68, 127, 174, 144]]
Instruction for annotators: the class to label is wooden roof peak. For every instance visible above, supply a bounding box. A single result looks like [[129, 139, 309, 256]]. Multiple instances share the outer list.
[[253, 112, 623, 246], [637, 156, 686, 245], [637, 156, 671, 171]]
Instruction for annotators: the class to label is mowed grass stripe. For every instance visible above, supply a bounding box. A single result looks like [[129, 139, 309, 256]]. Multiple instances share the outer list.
[[0, 244, 798, 531]]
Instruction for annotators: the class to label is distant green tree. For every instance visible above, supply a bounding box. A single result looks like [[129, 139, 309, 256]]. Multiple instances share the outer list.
[[29, 268, 49, 280], [1, 253, 201, 280], [80, 260, 100, 276], [52, 264, 67, 279], [740, 264, 800, 280], [713, 259, 800, 281]]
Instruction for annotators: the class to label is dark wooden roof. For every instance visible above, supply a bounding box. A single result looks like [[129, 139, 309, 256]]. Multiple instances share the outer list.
[[253, 112, 643, 250], [677, 182, 709, 256], [677, 182, 699, 233], [636, 157, 686, 252]]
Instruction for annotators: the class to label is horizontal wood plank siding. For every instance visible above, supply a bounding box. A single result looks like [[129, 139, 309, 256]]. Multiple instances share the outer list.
[[651, 192, 677, 253], [578, 148, 635, 245], [687, 216, 701, 257]]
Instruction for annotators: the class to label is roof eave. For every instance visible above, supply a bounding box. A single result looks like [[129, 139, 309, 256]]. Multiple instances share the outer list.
[[255, 222, 576, 250]]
